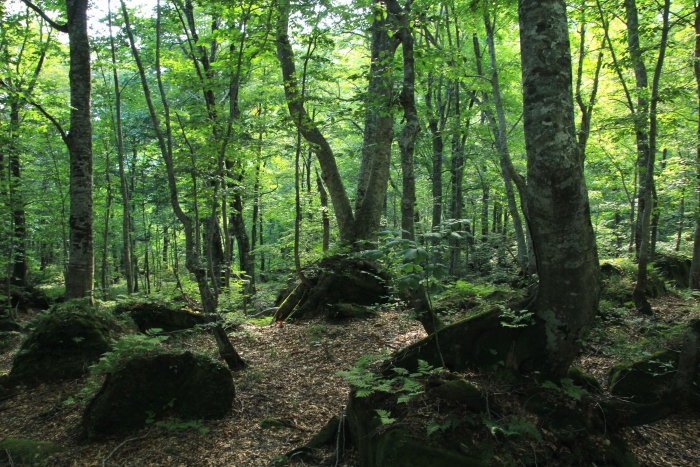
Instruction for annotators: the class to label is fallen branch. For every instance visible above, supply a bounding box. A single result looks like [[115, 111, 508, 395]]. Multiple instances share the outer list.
[[102, 427, 153, 467]]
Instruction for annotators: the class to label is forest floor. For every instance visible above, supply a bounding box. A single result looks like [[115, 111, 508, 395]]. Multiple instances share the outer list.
[[0, 295, 699, 466]]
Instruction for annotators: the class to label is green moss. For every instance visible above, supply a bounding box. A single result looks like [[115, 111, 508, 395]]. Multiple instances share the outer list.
[[0, 438, 65, 465], [608, 349, 700, 404], [9, 303, 111, 383], [427, 377, 483, 409], [83, 351, 234, 440], [567, 367, 602, 393], [307, 415, 341, 448], [375, 429, 485, 467]]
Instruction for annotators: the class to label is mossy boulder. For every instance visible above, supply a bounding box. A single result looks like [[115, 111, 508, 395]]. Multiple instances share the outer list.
[[274, 255, 389, 321], [9, 304, 110, 384], [329, 303, 377, 320], [600, 259, 667, 306], [83, 351, 234, 440], [426, 374, 484, 410], [567, 366, 602, 393], [608, 349, 700, 405], [0, 438, 65, 465], [116, 301, 207, 333], [654, 254, 691, 288], [346, 391, 484, 467]]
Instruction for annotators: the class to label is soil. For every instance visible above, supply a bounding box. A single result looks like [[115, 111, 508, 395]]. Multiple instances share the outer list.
[[0, 295, 698, 466]]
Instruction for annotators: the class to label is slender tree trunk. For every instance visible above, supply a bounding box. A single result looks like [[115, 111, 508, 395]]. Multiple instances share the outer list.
[[480, 21, 527, 266], [101, 151, 112, 298], [625, 0, 651, 257], [63, 0, 94, 301], [633, 0, 670, 314], [676, 190, 685, 252], [108, 0, 133, 294], [122, 0, 245, 370], [8, 102, 28, 287], [317, 171, 330, 252]]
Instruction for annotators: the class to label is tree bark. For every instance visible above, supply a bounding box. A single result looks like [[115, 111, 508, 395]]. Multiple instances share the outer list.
[[519, 0, 600, 375], [62, 0, 94, 301], [633, 0, 670, 314], [690, 5, 700, 290], [108, 0, 133, 294]]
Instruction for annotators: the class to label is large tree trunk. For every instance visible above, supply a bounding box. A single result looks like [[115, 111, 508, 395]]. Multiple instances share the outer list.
[[690, 5, 700, 290], [64, 0, 94, 301], [519, 0, 600, 375], [353, 0, 398, 243]]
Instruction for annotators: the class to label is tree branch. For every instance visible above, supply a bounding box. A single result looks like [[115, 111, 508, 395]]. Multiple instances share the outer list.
[[20, 0, 68, 33]]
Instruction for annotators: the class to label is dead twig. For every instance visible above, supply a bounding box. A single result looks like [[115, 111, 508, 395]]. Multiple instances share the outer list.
[[102, 427, 154, 467]]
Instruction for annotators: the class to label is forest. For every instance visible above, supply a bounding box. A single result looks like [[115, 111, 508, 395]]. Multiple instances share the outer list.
[[1, 0, 700, 465]]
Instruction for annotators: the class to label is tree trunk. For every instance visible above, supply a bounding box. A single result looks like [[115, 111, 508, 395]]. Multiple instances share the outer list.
[[625, 0, 651, 258], [690, 5, 700, 290], [519, 0, 600, 375], [121, 0, 245, 370], [108, 0, 133, 294], [316, 171, 330, 252], [633, 0, 670, 314], [9, 102, 28, 288], [63, 0, 94, 301], [480, 22, 527, 267]]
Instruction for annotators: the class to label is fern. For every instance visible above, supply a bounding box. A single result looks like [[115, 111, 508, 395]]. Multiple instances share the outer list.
[[375, 409, 396, 426]]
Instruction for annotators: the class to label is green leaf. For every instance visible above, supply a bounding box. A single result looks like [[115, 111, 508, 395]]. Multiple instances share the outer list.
[[541, 380, 559, 390]]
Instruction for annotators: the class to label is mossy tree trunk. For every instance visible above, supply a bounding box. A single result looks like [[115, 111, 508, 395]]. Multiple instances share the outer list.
[[518, 0, 601, 376]]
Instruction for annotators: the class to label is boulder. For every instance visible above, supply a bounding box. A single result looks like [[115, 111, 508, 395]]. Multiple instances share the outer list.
[[654, 254, 692, 288], [609, 349, 700, 405], [9, 304, 110, 383], [83, 351, 235, 440], [114, 300, 207, 333]]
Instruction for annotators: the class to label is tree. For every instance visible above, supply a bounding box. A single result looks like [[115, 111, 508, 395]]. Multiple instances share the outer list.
[[21, 0, 94, 300], [518, 0, 600, 374]]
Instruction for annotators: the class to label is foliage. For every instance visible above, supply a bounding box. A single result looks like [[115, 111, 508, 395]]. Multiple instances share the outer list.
[[426, 413, 475, 437], [541, 378, 589, 401], [482, 415, 542, 443], [338, 355, 445, 402]]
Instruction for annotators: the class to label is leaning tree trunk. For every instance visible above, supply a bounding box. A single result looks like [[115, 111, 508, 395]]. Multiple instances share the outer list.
[[519, 0, 600, 376]]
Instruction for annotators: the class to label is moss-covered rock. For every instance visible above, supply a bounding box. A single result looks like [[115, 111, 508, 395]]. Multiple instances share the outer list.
[[82, 351, 234, 440], [567, 366, 602, 393], [130, 305, 207, 334], [608, 349, 700, 404], [114, 299, 207, 333], [347, 392, 484, 467], [0, 438, 65, 465], [9, 303, 110, 384], [329, 303, 377, 320], [426, 375, 484, 410], [600, 259, 666, 306], [654, 254, 691, 288]]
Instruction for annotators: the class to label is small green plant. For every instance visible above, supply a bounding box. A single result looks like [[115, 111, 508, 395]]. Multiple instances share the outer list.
[[453, 280, 495, 298], [426, 413, 475, 436], [375, 409, 396, 426], [499, 305, 535, 328], [542, 378, 589, 401], [482, 415, 541, 442], [307, 323, 327, 345], [339, 355, 445, 402]]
